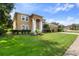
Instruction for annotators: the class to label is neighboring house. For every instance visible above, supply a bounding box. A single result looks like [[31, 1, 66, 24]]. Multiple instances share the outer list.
[[64, 26, 70, 31], [49, 23, 58, 32], [43, 22, 59, 32], [13, 12, 44, 33]]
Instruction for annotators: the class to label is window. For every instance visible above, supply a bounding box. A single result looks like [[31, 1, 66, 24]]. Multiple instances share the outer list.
[[21, 24, 29, 30], [21, 15, 25, 20], [21, 15, 29, 21], [22, 25, 25, 30], [22, 17, 25, 20], [26, 25, 29, 30], [26, 16, 29, 21]]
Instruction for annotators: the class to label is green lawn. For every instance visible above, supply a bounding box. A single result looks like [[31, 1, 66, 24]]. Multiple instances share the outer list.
[[0, 33, 77, 56]]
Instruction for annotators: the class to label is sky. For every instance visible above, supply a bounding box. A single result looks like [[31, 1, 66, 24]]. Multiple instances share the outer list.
[[11, 3, 79, 26]]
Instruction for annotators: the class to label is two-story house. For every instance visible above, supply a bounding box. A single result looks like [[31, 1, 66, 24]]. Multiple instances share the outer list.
[[13, 12, 44, 33]]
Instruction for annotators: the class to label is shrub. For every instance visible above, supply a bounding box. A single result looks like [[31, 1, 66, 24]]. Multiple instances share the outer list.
[[0, 28, 6, 35], [11, 30, 31, 35], [35, 29, 40, 33]]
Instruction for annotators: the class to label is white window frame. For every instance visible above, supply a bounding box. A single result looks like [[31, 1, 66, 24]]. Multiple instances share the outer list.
[[21, 24, 29, 30], [21, 15, 25, 21], [21, 24, 25, 30], [26, 16, 29, 21], [21, 15, 29, 22], [25, 25, 29, 30]]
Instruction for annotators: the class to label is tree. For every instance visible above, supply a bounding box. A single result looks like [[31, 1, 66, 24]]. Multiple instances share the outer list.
[[76, 24, 79, 30], [70, 24, 76, 30], [0, 3, 14, 35], [51, 22, 59, 25], [58, 24, 64, 32], [43, 23, 49, 29], [70, 24, 79, 30], [43, 23, 50, 32], [6, 16, 13, 28]]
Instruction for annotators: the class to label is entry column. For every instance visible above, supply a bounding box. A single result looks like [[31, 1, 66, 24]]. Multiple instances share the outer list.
[[39, 20, 43, 32], [32, 19, 36, 33]]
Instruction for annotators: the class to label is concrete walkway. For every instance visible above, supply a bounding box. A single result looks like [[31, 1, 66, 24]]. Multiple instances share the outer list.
[[61, 32, 79, 56], [60, 32, 79, 35]]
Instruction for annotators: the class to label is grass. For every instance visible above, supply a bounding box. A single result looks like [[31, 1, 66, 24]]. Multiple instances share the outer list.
[[0, 33, 77, 56]]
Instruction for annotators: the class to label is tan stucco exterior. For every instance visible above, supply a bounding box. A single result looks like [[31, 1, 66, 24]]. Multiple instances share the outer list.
[[13, 12, 43, 32], [13, 13, 29, 30]]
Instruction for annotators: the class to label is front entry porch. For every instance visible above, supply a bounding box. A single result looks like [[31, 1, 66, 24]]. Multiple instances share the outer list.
[[31, 19, 43, 33], [30, 14, 43, 33]]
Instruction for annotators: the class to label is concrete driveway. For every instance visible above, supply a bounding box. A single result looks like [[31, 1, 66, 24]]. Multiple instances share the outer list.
[[60, 32, 79, 35]]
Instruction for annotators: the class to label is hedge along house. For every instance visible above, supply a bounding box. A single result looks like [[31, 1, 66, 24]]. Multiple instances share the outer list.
[[13, 12, 44, 33]]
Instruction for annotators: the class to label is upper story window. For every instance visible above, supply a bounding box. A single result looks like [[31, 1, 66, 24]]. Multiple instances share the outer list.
[[21, 15, 29, 21], [22, 17, 25, 20], [26, 16, 29, 21]]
